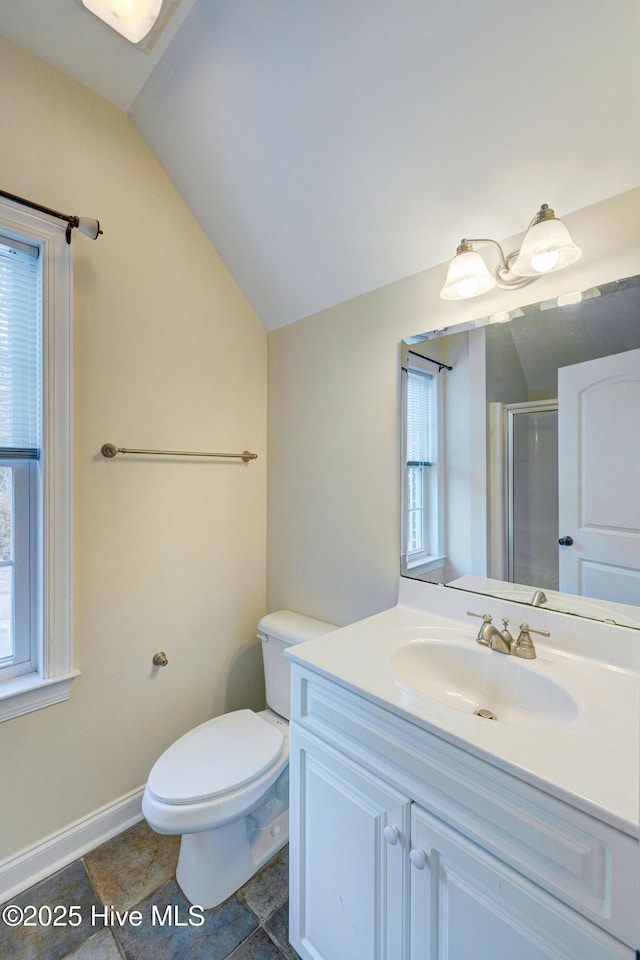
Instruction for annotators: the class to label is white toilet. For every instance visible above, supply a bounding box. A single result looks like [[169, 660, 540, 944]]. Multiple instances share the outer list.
[[142, 610, 336, 908]]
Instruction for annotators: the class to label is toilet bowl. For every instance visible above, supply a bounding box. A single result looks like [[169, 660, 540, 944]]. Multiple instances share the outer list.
[[142, 610, 336, 909]]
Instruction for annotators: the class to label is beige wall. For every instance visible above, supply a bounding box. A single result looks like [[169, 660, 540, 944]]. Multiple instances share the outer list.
[[0, 37, 267, 861], [267, 188, 640, 627]]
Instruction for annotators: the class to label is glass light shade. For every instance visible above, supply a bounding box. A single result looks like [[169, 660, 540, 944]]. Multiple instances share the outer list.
[[82, 0, 163, 43], [440, 250, 497, 301], [511, 217, 581, 277]]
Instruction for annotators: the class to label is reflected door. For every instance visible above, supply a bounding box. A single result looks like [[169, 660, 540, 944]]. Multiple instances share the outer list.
[[558, 348, 640, 604]]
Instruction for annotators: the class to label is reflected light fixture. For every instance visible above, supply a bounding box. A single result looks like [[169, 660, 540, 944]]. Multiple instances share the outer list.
[[440, 204, 581, 301], [81, 0, 163, 43]]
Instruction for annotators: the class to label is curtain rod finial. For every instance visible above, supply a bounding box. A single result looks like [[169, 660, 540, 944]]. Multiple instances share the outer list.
[[67, 216, 102, 243]]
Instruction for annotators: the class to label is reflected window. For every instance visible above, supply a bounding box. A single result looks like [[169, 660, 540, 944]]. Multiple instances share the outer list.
[[404, 358, 444, 569]]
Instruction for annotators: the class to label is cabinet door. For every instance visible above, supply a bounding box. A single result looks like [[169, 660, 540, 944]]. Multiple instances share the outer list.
[[410, 804, 633, 960], [290, 726, 410, 960]]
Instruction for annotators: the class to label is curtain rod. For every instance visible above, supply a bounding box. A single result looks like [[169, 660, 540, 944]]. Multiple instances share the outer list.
[[407, 349, 453, 372], [0, 189, 102, 244]]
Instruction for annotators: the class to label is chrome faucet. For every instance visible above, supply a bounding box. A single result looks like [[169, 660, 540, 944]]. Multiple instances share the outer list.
[[467, 611, 550, 659], [467, 612, 513, 655], [530, 589, 548, 607]]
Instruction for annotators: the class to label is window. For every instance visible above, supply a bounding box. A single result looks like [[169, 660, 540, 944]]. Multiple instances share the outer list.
[[0, 197, 76, 721], [402, 356, 444, 570], [0, 234, 40, 679]]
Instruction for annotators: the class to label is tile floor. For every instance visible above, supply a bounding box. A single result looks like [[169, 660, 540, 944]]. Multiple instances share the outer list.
[[0, 821, 300, 960]]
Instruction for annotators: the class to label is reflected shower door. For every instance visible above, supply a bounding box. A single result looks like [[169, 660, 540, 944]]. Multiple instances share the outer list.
[[508, 401, 558, 589]]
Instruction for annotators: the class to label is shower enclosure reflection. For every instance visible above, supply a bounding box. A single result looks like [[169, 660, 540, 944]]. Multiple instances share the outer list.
[[504, 400, 558, 588]]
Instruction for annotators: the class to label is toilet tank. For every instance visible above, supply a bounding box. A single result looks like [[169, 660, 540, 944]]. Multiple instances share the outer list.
[[258, 610, 337, 719]]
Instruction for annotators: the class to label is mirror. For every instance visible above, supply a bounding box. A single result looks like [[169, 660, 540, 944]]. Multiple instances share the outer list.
[[401, 274, 640, 629]]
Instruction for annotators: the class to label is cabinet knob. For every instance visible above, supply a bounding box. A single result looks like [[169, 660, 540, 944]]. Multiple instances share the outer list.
[[410, 848, 427, 870], [383, 825, 400, 845]]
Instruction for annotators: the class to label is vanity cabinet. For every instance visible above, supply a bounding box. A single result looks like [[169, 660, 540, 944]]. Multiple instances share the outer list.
[[289, 666, 638, 960], [289, 728, 410, 959], [409, 804, 631, 960]]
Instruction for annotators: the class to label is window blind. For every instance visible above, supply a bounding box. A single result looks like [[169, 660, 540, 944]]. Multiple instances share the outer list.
[[406, 367, 436, 465], [0, 235, 41, 455]]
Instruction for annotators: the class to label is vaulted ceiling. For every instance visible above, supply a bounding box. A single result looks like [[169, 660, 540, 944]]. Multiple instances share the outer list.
[[1, 1, 639, 330]]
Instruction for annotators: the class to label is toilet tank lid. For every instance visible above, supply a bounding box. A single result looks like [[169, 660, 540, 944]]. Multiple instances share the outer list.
[[257, 610, 338, 645]]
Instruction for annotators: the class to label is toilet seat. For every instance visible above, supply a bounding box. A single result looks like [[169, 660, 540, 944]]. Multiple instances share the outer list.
[[147, 709, 285, 805]]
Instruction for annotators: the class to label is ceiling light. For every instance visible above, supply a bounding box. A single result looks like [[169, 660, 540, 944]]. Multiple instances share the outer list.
[[81, 0, 163, 43], [439, 204, 581, 301]]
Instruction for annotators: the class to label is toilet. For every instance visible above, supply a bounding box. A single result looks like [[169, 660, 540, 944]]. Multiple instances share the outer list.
[[142, 610, 336, 908]]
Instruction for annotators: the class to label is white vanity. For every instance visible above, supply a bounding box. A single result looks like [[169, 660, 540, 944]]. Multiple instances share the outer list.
[[286, 579, 639, 960]]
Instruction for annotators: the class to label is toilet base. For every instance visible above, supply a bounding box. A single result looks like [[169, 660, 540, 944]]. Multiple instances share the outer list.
[[176, 800, 289, 908]]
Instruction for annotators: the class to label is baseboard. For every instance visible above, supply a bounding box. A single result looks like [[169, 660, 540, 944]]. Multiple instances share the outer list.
[[0, 786, 145, 904]]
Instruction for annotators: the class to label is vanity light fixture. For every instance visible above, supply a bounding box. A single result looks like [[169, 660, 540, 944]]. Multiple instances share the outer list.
[[81, 0, 163, 43], [439, 204, 582, 301]]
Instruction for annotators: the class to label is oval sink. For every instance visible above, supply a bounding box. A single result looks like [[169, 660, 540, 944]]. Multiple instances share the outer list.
[[389, 639, 578, 728]]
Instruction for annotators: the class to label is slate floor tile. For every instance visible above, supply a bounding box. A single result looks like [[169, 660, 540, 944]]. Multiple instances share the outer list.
[[0, 860, 102, 960], [84, 821, 179, 912], [113, 878, 257, 960], [65, 927, 122, 960], [227, 927, 286, 960], [238, 846, 288, 922], [6, 834, 296, 960], [264, 902, 300, 960]]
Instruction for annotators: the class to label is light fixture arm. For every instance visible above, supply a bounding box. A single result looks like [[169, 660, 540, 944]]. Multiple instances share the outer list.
[[459, 237, 536, 291]]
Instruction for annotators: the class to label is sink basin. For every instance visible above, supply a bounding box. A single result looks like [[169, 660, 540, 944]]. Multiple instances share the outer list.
[[389, 636, 578, 728]]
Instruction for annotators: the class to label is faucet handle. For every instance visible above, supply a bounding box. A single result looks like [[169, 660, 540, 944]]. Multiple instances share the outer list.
[[512, 623, 550, 660], [467, 611, 493, 646], [467, 610, 493, 623], [520, 623, 551, 639]]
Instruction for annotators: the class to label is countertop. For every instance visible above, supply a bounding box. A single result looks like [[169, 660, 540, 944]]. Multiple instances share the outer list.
[[287, 596, 640, 837]]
